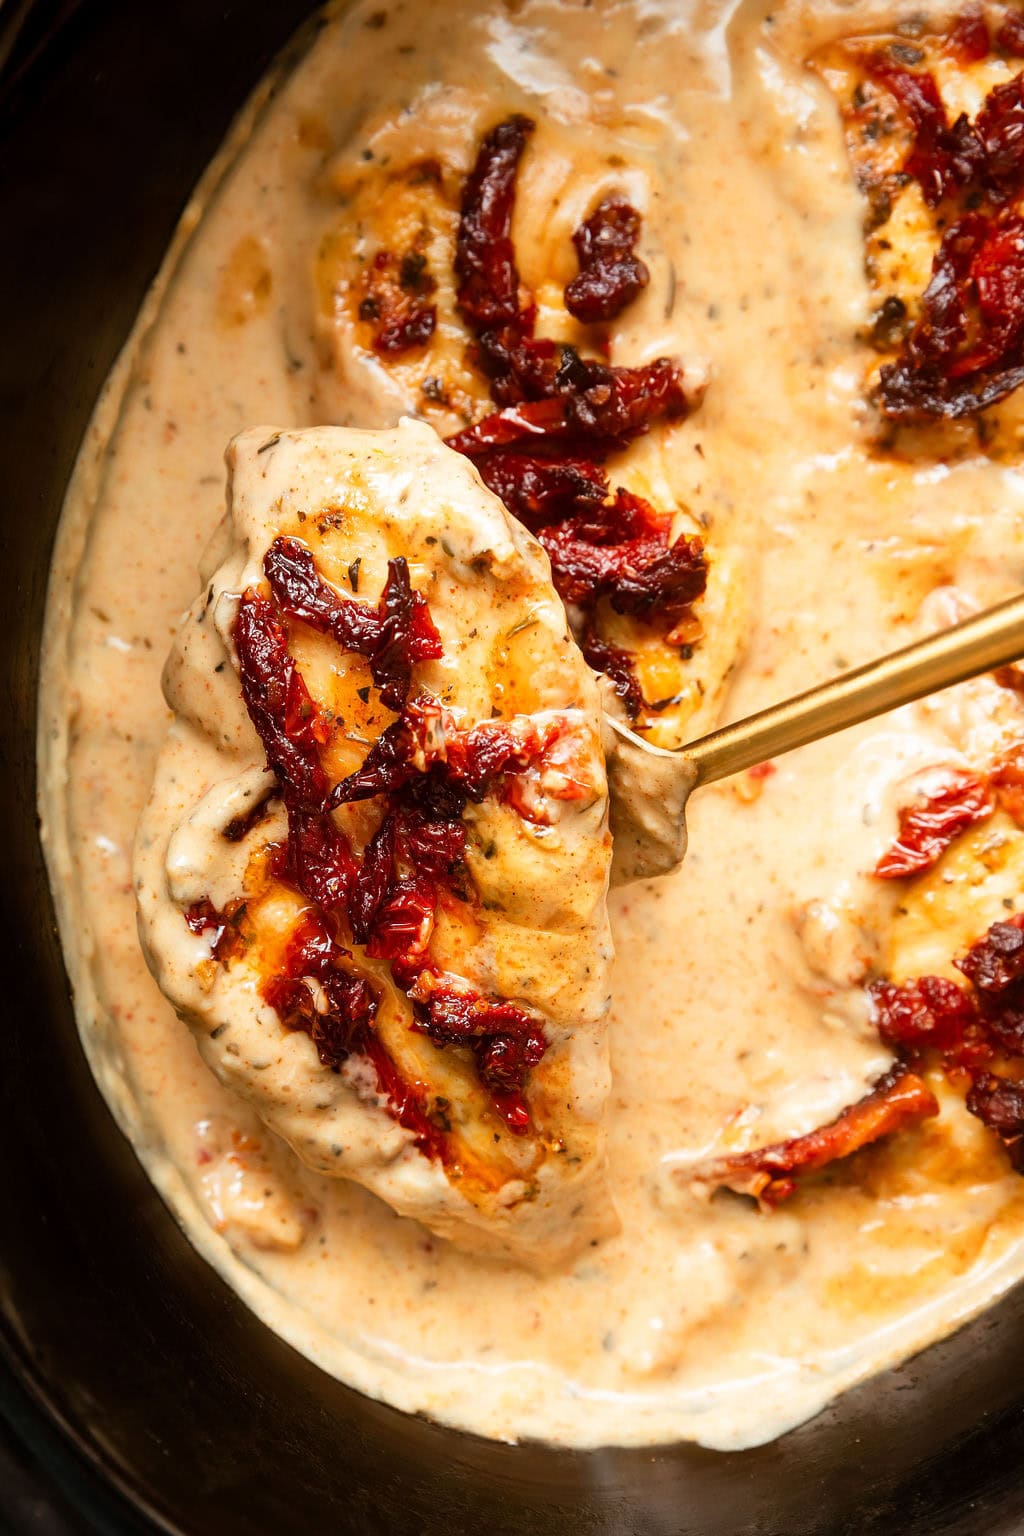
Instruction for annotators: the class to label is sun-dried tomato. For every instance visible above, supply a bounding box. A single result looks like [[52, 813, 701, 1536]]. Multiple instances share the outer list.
[[691, 1065, 938, 1205], [873, 771, 993, 877], [998, 10, 1024, 55], [330, 697, 572, 808], [412, 982, 548, 1135], [365, 877, 436, 962], [347, 813, 397, 946], [263, 910, 446, 1159], [263, 536, 380, 651], [869, 909, 1024, 1166], [263, 913, 376, 1071], [539, 506, 706, 622], [564, 196, 650, 323], [581, 632, 645, 720], [455, 114, 535, 336], [473, 446, 609, 523], [965, 1073, 1024, 1168], [234, 591, 330, 809], [864, 54, 981, 208], [264, 537, 442, 711], [448, 354, 692, 456], [879, 212, 1024, 420], [871, 973, 983, 1055], [184, 898, 250, 964], [946, 6, 992, 63], [395, 801, 467, 876], [374, 557, 445, 710], [955, 913, 1024, 993], [974, 74, 1024, 203], [360, 1033, 449, 1160], [276, 806, 355, 911]]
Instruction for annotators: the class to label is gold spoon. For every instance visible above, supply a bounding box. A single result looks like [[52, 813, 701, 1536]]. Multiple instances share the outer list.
[[606, 592, 1024, 883]]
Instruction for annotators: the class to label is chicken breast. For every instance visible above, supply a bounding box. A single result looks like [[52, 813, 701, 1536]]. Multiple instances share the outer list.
[[311, 86, 748, 754], [134, 420, 616, 1267]]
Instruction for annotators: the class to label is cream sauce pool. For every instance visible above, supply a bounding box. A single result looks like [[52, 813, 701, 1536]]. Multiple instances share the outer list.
[[38, 0, 1024, 1450]]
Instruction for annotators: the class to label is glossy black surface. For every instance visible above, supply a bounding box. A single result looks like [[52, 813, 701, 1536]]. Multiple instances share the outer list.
[[4, 3, 1024, 1531]]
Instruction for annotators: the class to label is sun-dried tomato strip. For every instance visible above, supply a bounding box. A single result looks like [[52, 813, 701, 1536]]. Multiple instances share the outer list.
[[564, 196, 651, 324], [263, 535, 381, 651], [691, 1065, 938, 1206], [373, 558, 444, 710], [539, 516, 707, 621], [410, 978, 548, 1135], [276, 805, 355, 912], [879, 212, 1024, 421], [473, 446, 609, 522], [262, 910, 447, 1161], [448, 355, 693, 456], [455, 114, 534, 334], [330, 697, 574, 808], [974, 74, 1024, 204], [863, 54, 979, 209], [871, 973, 984, 1057], [263, 537, 442, 712], [966, 1074, 1024, 1169], [873, 771, 993, 878], [234, 591, 329, 809], [581, 632, 645, 720], [956, 913, 1024, 995]]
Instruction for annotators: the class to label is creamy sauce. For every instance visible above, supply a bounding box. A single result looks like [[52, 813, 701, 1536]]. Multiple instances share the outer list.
[[38, 0, 1024, 1450]]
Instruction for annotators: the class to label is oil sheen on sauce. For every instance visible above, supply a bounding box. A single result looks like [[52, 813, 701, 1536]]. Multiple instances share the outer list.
[[38, 0, 1024, 1449]]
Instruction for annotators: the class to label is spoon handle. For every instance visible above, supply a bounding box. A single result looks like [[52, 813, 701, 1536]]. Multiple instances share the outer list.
[[684, 592, 1024, 787]]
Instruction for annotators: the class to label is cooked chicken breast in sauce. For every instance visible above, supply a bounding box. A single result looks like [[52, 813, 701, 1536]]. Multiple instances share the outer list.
[[135, 421, 615, 1265]]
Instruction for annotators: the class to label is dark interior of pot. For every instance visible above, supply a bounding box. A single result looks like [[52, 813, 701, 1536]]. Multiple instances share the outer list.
[[4, 3, 1024, 1531]]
